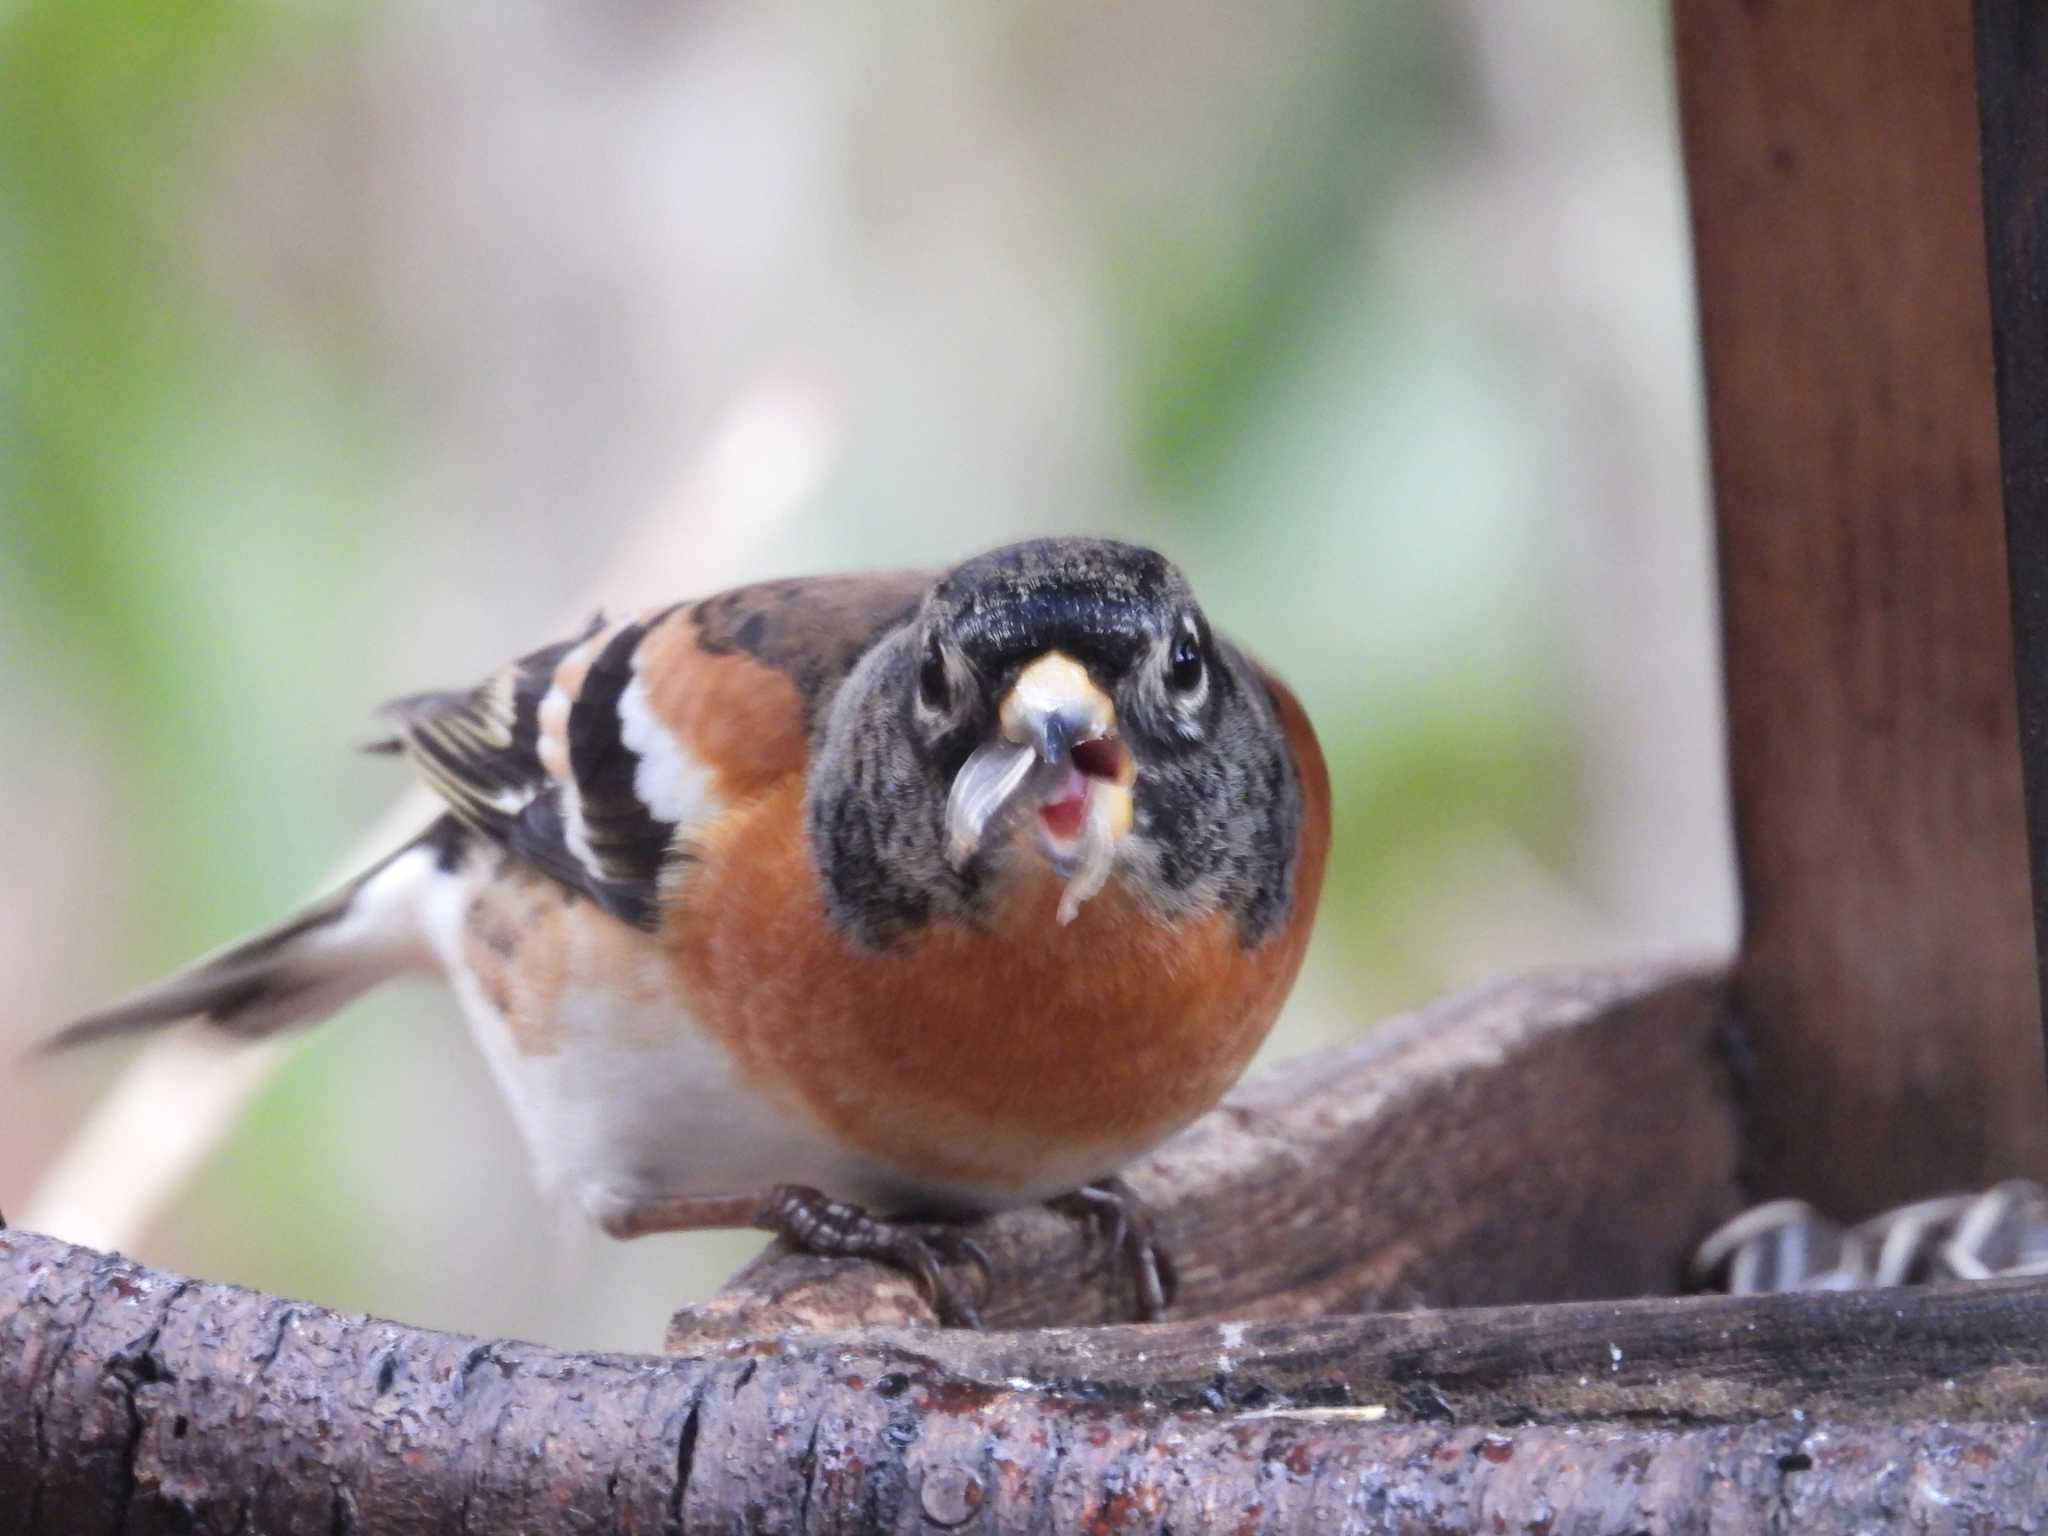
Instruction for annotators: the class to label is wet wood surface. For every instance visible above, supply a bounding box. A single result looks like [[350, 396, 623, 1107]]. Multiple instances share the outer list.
[[10, 1226, 2048, 1533]]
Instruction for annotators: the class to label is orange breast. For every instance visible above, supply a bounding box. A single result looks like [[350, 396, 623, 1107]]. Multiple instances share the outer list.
[[665, 672, 1330, 1199]]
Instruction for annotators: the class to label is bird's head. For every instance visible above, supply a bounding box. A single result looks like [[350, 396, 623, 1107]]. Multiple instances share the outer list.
[[809, 537, 1304, 947]]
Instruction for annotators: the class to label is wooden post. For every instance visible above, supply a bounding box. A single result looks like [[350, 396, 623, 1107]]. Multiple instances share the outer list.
[[1675, 0, 2048, 1216], [1976, 0, 2048, 1069]]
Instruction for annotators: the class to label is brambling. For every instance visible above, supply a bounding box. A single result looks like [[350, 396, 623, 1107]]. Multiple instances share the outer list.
[[52, 537, 1329, 1323]]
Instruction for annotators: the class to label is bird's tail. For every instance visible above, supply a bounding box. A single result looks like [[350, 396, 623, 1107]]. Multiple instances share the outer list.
[[41, 821, 460, 1053]]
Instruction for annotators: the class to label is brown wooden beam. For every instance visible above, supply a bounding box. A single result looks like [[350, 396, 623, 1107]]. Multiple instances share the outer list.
[[1674, 0, 2048, 1216], [1975, 0, 2048, 1079]]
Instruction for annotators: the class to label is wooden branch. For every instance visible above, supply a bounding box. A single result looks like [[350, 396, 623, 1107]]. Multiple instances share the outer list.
[[1674, 0, 2048, 1216], [11, 1226, 2048, 1533], [668, 961, 1741, 1340]]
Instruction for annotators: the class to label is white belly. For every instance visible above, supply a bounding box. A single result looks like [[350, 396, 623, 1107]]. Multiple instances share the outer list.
[[416, 863, 915, 1230]]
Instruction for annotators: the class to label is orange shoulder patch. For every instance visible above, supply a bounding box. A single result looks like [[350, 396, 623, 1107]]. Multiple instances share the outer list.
[[632, 606, 811, 806]]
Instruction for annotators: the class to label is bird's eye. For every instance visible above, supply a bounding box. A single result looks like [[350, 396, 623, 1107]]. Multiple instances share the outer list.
[[918, 633, 952, 712], [1168, 622, 1205, 695], [1171, 626, 1196, 696]]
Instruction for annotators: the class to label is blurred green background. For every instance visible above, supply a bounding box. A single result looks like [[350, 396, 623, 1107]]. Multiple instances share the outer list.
[[0, 0, 1730, 1352]]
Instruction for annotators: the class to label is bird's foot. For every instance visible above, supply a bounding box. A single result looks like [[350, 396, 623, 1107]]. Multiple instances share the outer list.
[[755, 1184, 992, 1328], [1049, 1175, 1177, 1321]]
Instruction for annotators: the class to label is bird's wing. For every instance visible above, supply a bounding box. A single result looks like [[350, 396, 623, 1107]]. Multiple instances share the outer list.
[[374, 571, 931, 928]]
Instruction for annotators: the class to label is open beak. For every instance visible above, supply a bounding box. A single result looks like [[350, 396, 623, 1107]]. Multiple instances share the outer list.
[[944, 651, 1136, 921]]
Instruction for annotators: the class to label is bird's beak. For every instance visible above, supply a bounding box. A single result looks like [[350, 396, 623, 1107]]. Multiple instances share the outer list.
[[998, 652, 1115, 765], [944, 652, 1135, 920]]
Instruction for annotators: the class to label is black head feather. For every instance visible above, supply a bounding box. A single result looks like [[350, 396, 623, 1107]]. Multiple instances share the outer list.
[[805, 537, 1304, 950]]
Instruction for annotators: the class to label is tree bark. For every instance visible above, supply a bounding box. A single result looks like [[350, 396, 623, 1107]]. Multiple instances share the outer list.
[[11, 1226, 2048, 1534]]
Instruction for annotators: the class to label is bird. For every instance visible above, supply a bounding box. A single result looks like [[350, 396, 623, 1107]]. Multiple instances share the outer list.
[[48, 536, 1330, 1324]]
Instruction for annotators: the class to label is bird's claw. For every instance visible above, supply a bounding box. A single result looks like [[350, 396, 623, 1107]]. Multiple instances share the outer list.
[[884, 1227, 992, 1328], [757, 1184, 993, 1328], [1050, 1177, 1178, 1322]]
